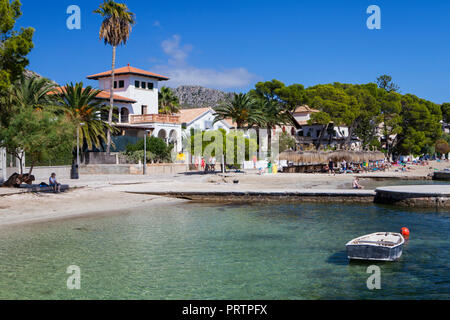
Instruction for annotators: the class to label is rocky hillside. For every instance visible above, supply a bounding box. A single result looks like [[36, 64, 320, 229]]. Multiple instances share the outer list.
[[172, 85, 234, 109], [24, 69, 57, 84]]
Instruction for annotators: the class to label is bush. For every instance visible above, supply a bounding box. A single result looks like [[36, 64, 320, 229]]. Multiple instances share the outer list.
[[124, 136, 172, 163]]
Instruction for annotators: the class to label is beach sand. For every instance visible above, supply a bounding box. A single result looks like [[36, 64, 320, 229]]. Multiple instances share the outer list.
[[0, 160, 448, 227]]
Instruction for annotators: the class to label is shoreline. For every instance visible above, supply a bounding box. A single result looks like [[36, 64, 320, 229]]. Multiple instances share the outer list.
[[1, 160, 449, 227]]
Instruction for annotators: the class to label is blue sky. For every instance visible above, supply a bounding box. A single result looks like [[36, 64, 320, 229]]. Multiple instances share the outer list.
[[16, 0, 450, 103]]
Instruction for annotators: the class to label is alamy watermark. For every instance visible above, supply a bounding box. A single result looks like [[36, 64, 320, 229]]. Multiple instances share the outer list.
[[66, 5, 81, 30], [67, 265, 81, 290], [366, 5, 381, 30], [366, 265, 381, 290]]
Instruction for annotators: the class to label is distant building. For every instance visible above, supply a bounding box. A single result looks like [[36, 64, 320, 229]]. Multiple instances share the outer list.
[[292, 105, 361, 149], [178, 107, 232, 133]]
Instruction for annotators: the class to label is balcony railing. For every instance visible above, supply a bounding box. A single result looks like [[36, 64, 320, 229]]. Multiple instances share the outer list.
[[129, 114, 180, 125]]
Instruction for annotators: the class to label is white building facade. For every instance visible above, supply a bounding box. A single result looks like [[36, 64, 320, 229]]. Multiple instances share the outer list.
[[87, 65, 182, 152]]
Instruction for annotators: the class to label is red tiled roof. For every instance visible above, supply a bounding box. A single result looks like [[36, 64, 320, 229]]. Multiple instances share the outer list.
[[293, 105, 319, 114], [50, 87, 137, 103], [178, 107, 212, 124], [86, 66, 169, 81]]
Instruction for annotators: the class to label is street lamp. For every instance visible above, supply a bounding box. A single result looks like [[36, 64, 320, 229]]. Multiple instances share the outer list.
[[143, 130, 151, 175], [77, 123, 85, 168]]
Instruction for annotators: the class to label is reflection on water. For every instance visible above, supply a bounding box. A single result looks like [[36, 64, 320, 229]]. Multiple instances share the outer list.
[[0, 202, 448, 300]]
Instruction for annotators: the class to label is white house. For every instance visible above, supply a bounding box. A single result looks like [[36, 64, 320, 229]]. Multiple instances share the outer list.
[[86, 65, 182, 152], [178, 107, 232, 133], [292, 105, 360, 149]]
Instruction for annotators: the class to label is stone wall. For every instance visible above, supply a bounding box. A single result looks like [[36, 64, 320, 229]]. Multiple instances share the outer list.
[[80, 163, 188, 175]]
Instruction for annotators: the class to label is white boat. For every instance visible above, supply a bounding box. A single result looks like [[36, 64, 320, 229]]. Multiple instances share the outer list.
[[346, 232, 405, 261]]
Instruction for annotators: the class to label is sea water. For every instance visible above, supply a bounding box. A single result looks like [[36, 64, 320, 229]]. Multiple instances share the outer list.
[[0, 202, 448, 299]]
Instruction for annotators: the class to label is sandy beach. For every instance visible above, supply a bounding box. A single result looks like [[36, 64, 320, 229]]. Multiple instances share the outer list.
[[1, 160, 449, 227]]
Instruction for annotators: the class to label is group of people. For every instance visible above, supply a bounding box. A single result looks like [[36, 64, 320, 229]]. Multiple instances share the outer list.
[[325, 160, 389, 175], [195, 156, 217, 174]]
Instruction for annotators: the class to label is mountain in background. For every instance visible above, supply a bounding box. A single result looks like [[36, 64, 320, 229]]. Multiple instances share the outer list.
[[172, 85, 235, 109]]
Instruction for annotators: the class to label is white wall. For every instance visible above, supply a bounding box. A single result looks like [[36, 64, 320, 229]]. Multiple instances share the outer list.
[[153, 124, 182, 153], [98, 75, 160, 115], [186, 110, 231, 133]]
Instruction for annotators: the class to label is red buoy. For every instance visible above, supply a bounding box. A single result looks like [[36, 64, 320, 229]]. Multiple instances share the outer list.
[[401, 227, 410, 238]]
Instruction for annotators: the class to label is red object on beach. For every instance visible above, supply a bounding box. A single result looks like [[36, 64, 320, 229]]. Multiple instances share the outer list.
[[401, 227, 410, 238]]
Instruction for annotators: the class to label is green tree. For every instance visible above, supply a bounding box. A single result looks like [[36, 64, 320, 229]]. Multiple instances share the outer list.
[[0, 0, 34, 92], [249, 79, 285, 102], [94, 0, 135, 154], [0, 0, 34, 125], [213, 93, 263, 129], [11, 76, 55, 110], [308, 111, 331, 149], [376, 75, 400, 93], [0, 107, 75, 175], [441, 103, 450, 123], [279, 131, 297, 153], [158, 87, 180, 114], [125, 136, 172, 163], [260, 99, 294, 156], [276, 84, 306, 111], [185, 129, 256, 167], [396, 94, 442, 155], [56, 82, 112, 152]]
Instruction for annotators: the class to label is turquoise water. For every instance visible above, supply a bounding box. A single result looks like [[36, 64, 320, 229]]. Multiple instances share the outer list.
[[0, 203, 448, 300]]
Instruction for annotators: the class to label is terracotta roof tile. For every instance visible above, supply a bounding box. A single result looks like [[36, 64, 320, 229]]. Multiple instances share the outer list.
[[86, 66, 169, 81], [178, 107, 212, 124], [293, 105, 319, 114], [50, 87, 137, 103]]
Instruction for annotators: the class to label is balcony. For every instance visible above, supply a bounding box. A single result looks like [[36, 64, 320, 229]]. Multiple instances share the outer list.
[[129, 114, 181, 125]]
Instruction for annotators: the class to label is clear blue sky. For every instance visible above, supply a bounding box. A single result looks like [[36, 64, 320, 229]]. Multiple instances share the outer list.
[[16, 0, 450, 103]]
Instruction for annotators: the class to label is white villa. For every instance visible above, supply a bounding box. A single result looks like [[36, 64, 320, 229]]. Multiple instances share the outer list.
[[86, 65, 183, 152]]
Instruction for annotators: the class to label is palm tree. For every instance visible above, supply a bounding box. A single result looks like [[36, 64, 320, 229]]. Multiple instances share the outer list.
[[213, 93, 263, 129], [56, 82, 112, 151], [158, 87, 180, 114], [11, 76, 56, 110], [94, 0, 135, 154], [260, 99, 294, 157]]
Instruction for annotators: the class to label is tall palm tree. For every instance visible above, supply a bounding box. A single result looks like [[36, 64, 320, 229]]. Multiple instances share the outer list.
[[213, 93, 264, 129], [158, 87, 180, 114], [94, 0, 135, 154], [56, 82, 112, 151]]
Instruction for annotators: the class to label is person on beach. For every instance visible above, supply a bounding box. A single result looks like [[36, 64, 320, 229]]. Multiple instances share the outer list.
[[201, 157, 205, 171], [252, 155, 257, 169], [211, 156, 216, 173], [328, 160, 335, 175], [352, 177, 363, 189], [49, 173, 61, 193]]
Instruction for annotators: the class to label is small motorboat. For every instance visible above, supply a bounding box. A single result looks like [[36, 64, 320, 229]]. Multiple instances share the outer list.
[[346, 232, 405, 261]]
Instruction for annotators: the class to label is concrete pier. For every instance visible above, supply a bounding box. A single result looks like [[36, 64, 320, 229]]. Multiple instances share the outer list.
[[127, 189, 376, 203], [433, 171, 450, 181], [375, 185, 450, 208]]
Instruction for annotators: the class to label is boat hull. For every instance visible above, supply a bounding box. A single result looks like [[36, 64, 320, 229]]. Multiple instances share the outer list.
[[346, 243, 403, 261]]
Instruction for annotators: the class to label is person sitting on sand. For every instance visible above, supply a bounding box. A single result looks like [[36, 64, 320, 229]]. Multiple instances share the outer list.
[[352, 177, 363, 189], [49, 173, 61, 193]]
